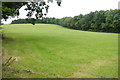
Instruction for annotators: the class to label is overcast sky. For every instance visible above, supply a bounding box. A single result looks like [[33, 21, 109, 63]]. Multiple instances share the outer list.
[[2, 0, 119, 24]]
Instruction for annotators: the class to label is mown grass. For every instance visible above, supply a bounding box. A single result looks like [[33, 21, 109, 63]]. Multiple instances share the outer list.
[[2, 24, 118, 78]]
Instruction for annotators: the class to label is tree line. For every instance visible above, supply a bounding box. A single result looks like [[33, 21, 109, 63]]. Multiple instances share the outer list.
[[11, 9, 120, 33]]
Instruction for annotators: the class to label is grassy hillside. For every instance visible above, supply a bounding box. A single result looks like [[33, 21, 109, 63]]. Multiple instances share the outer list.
[[2, 24, 118, 78]]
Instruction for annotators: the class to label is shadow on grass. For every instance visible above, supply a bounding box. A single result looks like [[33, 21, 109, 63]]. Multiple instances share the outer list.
[[2, 35, 15, 43]]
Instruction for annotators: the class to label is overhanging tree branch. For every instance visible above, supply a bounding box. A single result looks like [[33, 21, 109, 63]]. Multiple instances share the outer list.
[[1, 0, 62, 25]]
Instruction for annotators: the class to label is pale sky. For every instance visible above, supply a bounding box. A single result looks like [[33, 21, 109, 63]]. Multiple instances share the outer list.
[[2, 0, 120, 24]]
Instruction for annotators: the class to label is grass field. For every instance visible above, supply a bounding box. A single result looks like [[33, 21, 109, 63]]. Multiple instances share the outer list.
[[2, 24, 118, 78]]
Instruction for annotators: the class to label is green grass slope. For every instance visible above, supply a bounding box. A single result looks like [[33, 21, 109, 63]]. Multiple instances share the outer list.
[[2, 24, 118, 78]]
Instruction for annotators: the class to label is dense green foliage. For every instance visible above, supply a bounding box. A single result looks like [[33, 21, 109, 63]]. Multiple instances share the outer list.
[[3, 24, 118, 78], [11, 9, 120, 33], [2, 2, 27, 20]]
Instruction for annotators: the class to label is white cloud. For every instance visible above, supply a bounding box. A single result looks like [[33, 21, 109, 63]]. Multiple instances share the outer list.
[[46, 0, 119, 18]]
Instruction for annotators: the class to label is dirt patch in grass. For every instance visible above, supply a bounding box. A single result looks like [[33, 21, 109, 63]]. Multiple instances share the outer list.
[[68, 56, 117, 78]]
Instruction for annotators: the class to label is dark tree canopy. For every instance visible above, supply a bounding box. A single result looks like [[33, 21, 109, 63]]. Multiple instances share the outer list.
[[2, 2, 27, 20], [1, 0, 61, 25]]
